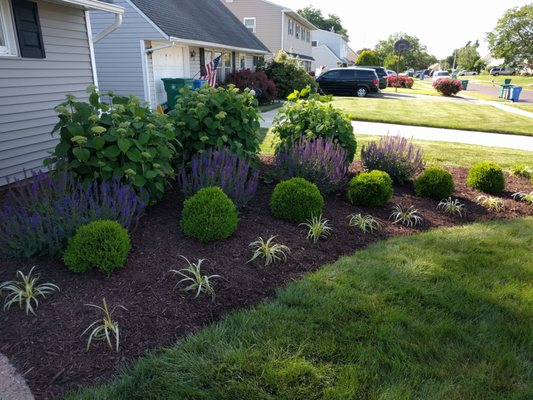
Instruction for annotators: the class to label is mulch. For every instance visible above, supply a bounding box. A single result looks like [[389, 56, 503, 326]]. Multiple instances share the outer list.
[[1, 158, 532, 399]]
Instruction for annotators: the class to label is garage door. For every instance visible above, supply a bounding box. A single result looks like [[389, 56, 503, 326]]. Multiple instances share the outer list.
[[152, 44, 186, 106]]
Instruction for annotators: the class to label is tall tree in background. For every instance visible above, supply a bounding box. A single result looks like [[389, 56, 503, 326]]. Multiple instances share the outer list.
[[375, 33, 437, 70], [456, 41, 481, 71], [355, 50, 380, 66], [298, 5, 349, 38], [487, 3, 533, 69]]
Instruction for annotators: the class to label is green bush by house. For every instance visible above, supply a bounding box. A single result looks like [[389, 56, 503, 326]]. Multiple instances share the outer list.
[[414, 167, 455, 200], [270, 177, 324, 222], [347, 170, 393, 206], [467, 162, 505, 193]]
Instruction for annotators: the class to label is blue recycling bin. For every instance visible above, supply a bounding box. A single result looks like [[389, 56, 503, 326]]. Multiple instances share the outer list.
[[193, 79, 207, 89], [509, 86, 523, 102]]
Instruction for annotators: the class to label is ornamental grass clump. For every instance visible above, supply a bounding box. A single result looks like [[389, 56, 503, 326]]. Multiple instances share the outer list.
[[275, 136, 349, 194], [248, 235, 290, 265], [0, 171, 144, 259], [180, 187, 238, 243], [177, 147, 258, 208], [361, 135, 424, 184], [270, 178, 324, 223], [170, 257, 220, 300]]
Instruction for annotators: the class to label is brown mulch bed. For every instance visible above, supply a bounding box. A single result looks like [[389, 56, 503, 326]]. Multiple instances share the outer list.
[[0, 160, 532, 399]]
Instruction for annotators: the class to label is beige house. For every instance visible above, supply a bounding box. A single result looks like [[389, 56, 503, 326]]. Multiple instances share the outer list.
[[221, 0, 316, 71]]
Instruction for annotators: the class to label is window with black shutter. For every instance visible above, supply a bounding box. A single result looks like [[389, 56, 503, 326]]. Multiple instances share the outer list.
[[11, 0, 45, 58]]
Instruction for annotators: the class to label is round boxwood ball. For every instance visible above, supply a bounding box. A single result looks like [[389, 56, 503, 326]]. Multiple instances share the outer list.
[[270, 177, 324, 222], [467, 162, 505, 193], [63, 220, 131, 275], [181, 187, 238, 242], [347, 170, 393, 206], [414, 166, 455, 200]]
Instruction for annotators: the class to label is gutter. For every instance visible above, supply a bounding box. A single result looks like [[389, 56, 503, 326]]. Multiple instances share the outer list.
[[168, 36, 268, 55]]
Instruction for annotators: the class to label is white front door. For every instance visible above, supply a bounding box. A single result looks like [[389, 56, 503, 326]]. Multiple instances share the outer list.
[[152, 44, 188, 106]]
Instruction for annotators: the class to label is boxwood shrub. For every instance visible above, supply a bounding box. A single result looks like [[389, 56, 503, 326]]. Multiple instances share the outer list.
[[347, 170, 393, 207], [270, 177, 324, 222], [180, 187, 238, 243], [414, 167, 455, 200], [63, 220, 131, 275], [47, 86, 178, 204], [272, 97, 356, 162], [169, 86, 261, 163], [467, 162, 505, 193]]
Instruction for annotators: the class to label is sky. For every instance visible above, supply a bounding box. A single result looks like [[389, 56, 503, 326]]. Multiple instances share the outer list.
[[282, 0, 531, 59]]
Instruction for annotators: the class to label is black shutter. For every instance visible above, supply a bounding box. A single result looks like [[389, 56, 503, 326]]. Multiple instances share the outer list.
[[11, 0, 45, 58]]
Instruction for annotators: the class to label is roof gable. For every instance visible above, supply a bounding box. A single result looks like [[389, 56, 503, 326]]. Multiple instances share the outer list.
[[129, 0, 269, 52]]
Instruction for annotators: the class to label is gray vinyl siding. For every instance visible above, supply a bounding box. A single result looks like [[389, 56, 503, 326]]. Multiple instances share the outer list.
[[90, 0, 165, 102], [0, 1, 93, 184]]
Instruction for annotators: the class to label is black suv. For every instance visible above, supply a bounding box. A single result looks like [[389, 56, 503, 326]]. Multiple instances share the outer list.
[[316, 68, 380, 97], [358, 66, 388, 89]]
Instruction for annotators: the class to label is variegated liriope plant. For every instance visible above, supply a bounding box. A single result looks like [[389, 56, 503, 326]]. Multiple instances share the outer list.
[[46, 85, 179, 204]]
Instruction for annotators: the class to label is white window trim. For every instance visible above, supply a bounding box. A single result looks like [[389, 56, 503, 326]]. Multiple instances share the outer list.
[[288, 19, 293, 35], [0, 0, 18, 57], [243, 17, 256, 34]]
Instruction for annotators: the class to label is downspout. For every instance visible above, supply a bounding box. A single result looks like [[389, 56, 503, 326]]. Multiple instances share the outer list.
[[281, 10, 284, 53], [92, 13, 123, 44]]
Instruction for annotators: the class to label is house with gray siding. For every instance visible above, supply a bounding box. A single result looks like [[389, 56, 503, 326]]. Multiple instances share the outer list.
[[0, 0, 123, 183], [221, 0, 316, 71], [90, 0, 270, 109], [312, 29, 353, 70]]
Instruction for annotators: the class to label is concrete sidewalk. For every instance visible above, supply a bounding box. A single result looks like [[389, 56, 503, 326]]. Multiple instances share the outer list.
[[0, 354, 34, 400], [260, 109, 533, 151]]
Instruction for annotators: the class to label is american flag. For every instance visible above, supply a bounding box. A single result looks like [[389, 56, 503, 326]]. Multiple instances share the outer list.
[[201, 55, 222, 87]]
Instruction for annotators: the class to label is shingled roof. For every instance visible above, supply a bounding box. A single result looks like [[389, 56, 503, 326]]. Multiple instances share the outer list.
[[130, 0, 269, 52]]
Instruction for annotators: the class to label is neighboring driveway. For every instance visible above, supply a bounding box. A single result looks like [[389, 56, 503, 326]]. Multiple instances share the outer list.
[[465, 81, 533, 104]]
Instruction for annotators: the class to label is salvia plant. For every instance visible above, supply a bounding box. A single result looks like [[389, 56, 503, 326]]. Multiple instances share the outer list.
[[248, 235, 290, 266], [347, 213, 383, 233], [475, 195, 505, 212], [509, 164, 531, 179], [177, 146, 259, 208], [170, 256, 220, 299], [389, 204, 424, 227], [0, 171, 145, 258], [0, 266, 59, 316], [275, 135, 349, 194], [512, 191, 533, 205], [83, 298, 126, 352], [437, 197, 466, 217], [299, 214, 333, 243], [361, 135, 425, 184]]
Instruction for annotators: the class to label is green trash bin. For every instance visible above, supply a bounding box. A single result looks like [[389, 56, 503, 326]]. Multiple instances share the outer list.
[[503, 78, 512, 85], [461, 80, 469, 90], [161, 78, 194, 110], [452, 74, 457, 79], [499, 83, 513, 98]]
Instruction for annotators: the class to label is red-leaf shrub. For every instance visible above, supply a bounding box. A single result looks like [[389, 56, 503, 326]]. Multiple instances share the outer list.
[[223, 69, 277, 104], [386, 75, 414, 89], [432, 78, 463, 96]]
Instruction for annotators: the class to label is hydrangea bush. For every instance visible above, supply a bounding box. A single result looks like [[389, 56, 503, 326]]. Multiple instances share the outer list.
[[177, 147, 258, 208], [275, 135, 348, 194], [386, 75, 414, 88], [0, 171, 144, 258], [361, 135, 425, 184]]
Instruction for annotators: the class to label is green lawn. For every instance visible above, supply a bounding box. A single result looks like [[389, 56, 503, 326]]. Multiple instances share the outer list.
[[259, 129, 533, 169], [468, 74, 533, 91], [69, 218, 533, 399], [382, 80, 439, 96], [508, 103, 533, 113], [333, 97, 533, 136]]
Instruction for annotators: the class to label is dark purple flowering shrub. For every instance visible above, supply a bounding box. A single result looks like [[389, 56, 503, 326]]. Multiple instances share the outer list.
[[275, 136, 349, 194], [0, 171, 144, 258], [177, 147, 259, 208], [361, 135, 425, 184]]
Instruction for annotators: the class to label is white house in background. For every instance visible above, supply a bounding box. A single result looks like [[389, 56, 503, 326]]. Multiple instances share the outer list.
[[0, 0, 123, 183], [221, 0, 317, 71], [311, 29, 353, 70], [90, 0, 270, 109]]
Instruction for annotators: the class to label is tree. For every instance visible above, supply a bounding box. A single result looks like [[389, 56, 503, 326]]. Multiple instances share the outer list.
[[375, 33, 437, 70], [457, 42, 481, 71], [383, 53, 406, 71], [355, 50, 380, 66], [487, 4, 533, 69], [298, 5, 349, 38]]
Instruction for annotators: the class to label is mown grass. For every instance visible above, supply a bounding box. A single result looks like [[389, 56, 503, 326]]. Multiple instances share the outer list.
[[333, 97, 533, 136], [382, 80, 438, 96], [508, 103, 533, 113], [469, 74, 533, 91], [259, 128, 533, 168], [69, 218, 533, 400]]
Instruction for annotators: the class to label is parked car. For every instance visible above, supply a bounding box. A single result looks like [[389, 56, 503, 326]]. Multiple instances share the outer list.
[[316, 68, 380, 97], [432, 71, 451, 82], [458, 70, 477, 76], [386, 69, 397, 76], [489, 67, 513, 76], [356, 66, 388, 89]]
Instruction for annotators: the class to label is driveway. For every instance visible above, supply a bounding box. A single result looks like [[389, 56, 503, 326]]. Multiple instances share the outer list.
[[465, 81, 533, 103]]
